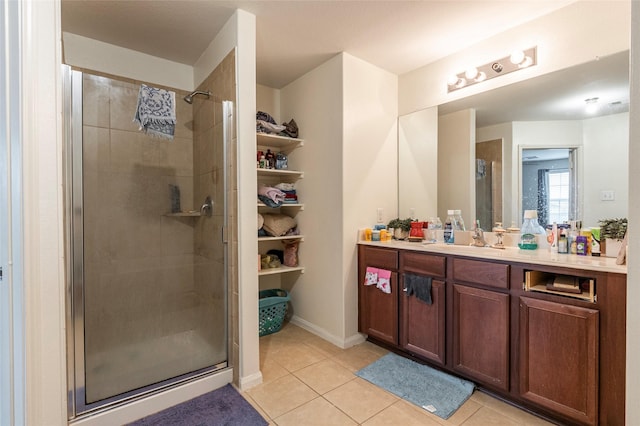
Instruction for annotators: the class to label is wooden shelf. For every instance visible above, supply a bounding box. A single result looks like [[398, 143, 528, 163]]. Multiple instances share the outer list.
[[257, 133, 304, 151], [258, 202, 304, 210], [259, 265, 305, 276], [257, 168, 304, 179], [258, 235, 304, 242]]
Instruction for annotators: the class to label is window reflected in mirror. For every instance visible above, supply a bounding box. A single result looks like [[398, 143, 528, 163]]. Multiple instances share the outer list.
[[521, 148, 577, 227]]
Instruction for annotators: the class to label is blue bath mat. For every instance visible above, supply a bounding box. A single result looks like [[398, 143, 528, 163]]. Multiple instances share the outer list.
[[356, 353, 474, 419], [128, 384, 267, 425]]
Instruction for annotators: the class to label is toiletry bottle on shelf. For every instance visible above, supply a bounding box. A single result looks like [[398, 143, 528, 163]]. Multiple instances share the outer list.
[[444, 210, 456, 244], [558, 230, 568, 254]]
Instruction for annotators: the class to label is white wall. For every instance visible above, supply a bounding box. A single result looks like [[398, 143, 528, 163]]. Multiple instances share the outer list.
[[256, 84, 280, 123], [582, 113, 629, 226], [62, 32, 194, 91], [342, 53, 398, 341], [280, 54, 345, 342], [477, 122, 513, 226], [627, 4, 640, 423], [438, 109, 476, 226], [399, 1, 630, 116], [398, 107, 438, 220]]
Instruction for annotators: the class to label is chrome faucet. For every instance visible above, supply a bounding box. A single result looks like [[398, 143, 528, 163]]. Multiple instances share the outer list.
[[471, 221, 488, 247]]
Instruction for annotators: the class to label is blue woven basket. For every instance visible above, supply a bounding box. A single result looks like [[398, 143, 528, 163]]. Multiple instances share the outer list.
[[258, 289, 290, 337]]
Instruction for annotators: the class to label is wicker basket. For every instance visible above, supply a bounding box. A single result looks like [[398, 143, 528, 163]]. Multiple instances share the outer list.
[[258, 289, 290, 337]]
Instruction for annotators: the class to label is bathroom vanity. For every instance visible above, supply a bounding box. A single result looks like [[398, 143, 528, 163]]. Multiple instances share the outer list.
[[357, 241, 626, 426]]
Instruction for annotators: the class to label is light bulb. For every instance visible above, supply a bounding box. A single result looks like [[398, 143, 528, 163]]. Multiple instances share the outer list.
[[510, 50, 525, 65], [447, 74, 460, 86], [465, 67, 478, 80], [475, 71, 487, 82]]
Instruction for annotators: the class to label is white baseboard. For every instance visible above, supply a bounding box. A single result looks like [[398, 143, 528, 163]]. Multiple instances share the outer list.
[[71, 369, 233, 426], [239, 370, 263, 391], [290, 315, 366, 349]]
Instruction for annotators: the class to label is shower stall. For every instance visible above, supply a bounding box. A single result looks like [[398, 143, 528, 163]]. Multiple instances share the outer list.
[[63, 65, 234, 418]]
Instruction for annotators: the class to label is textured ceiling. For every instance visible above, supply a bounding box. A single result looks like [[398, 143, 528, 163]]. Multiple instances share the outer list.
[[61, 0, 575, 88], [61, 1, 629, 124]]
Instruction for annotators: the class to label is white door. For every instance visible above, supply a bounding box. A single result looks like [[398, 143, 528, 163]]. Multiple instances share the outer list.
[[1, 0, 25, 424]]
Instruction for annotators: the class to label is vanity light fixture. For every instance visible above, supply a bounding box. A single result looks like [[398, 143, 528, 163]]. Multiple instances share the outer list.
[[447, 46, 537, 93]]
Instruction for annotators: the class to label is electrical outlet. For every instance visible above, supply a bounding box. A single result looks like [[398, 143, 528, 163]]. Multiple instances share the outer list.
[[600, 190, 615, 201], [410, 208, 415, 219], [377, 208, 384, 223]]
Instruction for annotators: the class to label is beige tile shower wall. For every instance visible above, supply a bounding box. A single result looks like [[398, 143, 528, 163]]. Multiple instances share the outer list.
[[190, 51, 238, 381], [82, 73, 197, 353]]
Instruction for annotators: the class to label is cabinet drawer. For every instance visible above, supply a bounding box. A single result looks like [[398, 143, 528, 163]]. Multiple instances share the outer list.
[[400, 251, 446, 277], [363, 247, 398, 270], [452, 258, 509, 289]]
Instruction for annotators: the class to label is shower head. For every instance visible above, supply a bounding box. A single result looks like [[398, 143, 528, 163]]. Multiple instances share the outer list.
[[183, 90, 212, 104]]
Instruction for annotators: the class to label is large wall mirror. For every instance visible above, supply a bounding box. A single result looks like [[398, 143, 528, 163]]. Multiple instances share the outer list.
[[399, 50, 629, 229]]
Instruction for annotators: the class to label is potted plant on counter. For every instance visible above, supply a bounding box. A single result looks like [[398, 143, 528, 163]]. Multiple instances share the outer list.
[[387, 218, 413, 240], [599, 217, 627, 258]]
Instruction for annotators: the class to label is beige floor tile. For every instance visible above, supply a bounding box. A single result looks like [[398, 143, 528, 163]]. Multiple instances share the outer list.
[[294, 358, 355, 394], [240, 392, 272, 423], [246, 374, 319, 419], [470, 391, 553, 425], [274, 397, 357, 426], [268, 342, 328, 372], [332, 344, 387, 372], [259, 357, 290, 383], [458, 406, 520, 426], [304, 337, 346, 358], [435, 398, 482, 426], [324, 377, 398, 423], [363, 399, 442, 425]]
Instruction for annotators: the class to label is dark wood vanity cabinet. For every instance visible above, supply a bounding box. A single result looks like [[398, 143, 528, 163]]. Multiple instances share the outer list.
[[451, 257, 510, 391], [519, 297, 599, 425], [357, 244, 627, 425], [452, 284, 510, 391], [399, 251, 446, 365], [357, 246, 399, 345]]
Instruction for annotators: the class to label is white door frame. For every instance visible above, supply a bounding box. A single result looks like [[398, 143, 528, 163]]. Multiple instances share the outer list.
[[1, 0, 25, 424]]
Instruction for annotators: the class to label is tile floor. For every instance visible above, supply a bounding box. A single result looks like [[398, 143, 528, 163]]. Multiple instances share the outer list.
[[242, 322, 554, 425]]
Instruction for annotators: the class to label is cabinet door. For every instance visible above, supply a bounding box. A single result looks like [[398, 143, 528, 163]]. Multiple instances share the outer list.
[[400, 278, 445, 365], [452, 284, 509, 391], [519, 297, 599, 425], [361, 272, 398, 345]]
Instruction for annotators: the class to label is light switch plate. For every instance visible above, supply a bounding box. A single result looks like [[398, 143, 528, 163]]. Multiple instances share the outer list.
[[601, 190, 615, 201]]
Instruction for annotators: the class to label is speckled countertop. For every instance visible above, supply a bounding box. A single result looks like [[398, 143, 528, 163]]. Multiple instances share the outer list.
[[358, 240, 627, 274]]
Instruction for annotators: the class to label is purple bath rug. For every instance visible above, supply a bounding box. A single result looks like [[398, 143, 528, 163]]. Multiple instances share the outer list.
[[128, 384, 267, 426]]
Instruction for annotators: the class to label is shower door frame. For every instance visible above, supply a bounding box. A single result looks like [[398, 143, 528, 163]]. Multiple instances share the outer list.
[[64, 67, 231, 419]]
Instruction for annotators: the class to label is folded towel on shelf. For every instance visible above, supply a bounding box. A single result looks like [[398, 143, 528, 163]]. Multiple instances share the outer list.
[[262, 213, 297, 237], [258, 195, 282, 208], [275, 182, 296, 191], [133, 84, 176, 140], [258, 185, 286, 203], [404, 274, 432, 304]]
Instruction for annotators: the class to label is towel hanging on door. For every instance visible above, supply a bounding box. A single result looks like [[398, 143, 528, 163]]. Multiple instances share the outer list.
[[404, 274, 432, 305], [133, 84, 176, 140]]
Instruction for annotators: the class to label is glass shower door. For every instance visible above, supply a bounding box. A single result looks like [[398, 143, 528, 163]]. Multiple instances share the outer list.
[[67, 69, 229, 414]]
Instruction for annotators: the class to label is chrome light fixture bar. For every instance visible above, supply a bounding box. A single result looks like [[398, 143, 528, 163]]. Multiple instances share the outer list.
[[447, 46, 537, 93]]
